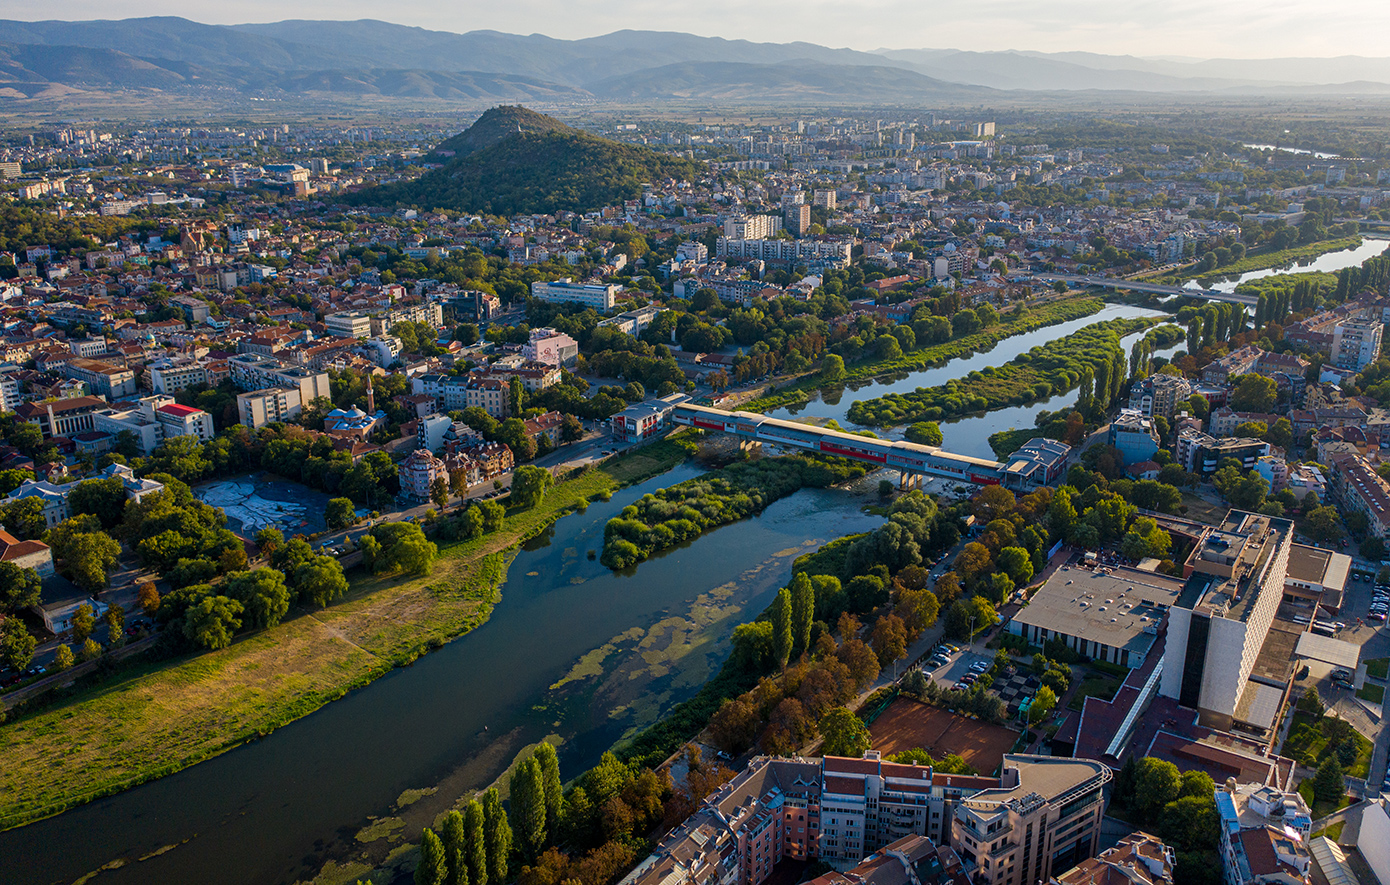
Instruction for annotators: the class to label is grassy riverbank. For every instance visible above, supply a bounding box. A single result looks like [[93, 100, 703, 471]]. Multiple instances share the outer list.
[[1159, 235, 1362, 286], [847, 317, 1170, 426], [0, 441, 693, 831], [743, 295, 1104, 414]]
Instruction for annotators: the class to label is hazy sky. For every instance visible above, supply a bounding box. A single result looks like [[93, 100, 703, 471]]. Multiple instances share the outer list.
[[6, 0, 1389, 59]]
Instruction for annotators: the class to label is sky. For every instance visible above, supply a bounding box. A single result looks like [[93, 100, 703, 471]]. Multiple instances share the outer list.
[[5, 0, 1389, 59]]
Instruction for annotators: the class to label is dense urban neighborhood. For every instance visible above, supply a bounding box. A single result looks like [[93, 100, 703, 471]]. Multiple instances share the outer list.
[[9, 22, 1390, 885]]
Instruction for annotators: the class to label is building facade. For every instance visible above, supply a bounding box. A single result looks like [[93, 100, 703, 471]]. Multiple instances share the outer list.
[[530, 279, 619, 310]]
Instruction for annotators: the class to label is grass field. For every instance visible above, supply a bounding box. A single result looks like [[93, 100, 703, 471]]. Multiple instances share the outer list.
[[1367, 658, 1388, 679], [868, 696, 1019, 774], [0, 441, 692, 831], [1282, 710, 1373, 779], [1358, 683, 1385, 704], [1067, 673, 1124, 712], [1298, 780, 1355, 821]]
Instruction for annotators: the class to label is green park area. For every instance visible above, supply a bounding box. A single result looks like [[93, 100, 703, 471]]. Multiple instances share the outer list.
[[745, 295, 1104, 413], [0, 441, 691, 830]]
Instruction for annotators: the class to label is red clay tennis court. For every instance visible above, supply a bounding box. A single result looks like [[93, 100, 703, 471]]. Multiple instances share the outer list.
[[868, 696, 1019, 773]]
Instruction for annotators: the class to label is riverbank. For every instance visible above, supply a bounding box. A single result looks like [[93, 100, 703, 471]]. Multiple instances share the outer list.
[[744, 295, 1104, 414], [1163, 235, 1362, 286], [0, 440, 693, 831], [846, 317, 1170, 427]]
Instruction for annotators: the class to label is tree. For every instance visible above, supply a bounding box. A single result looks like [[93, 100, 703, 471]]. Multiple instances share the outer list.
[[1314, 756, 1346, 805], [371, 523, 438, 576], [560, 413, 584, 443], [905, 421, 943, 446], [67, 477, 128, 528], [535, 742, 563, 844], [255, 526, 284, 557], [295, 557, 349, 608], [1265, 418, 1293, 450], [464, 800, 488, 885], [510, 466, 553, 510], [226, 568, 291, 630], [510, 756, 547, 861], [53, 643, 74, 671], [417, 827, 448, 885], [1133, 757, 1183, 821], [144, 435, 212, 483], [62, 532, 121, 593], [772, 587, 793, 668], [1304, 506, 1342, 543], [441, 811, 468, 885], [870, 614, 908, 666], [996, 547, 1034, 586], [325, 498, 357, 531], [0, 497, 47, 540], [431, 476, 451, 511], [1028, 685, 1057, 725], [0, 561, 41, 614], [72, 603, 95, 645], [821, 353, 846, 383], [79, 637, 103, 662], [182, 595, 243, 650], [1160, 795, 1220, 852], [0, 616, 36, 671], [1229, 375, 1278, 413], [819, 707, 871, 757], [789, 573, 814, 659], [483, 788, 511, 885], [105, 604, 125, 648]]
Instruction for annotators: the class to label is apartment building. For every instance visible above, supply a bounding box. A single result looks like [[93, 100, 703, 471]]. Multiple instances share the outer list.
[[236, 387, 305, 429], [465, 376, 510, 418], [371, 302, 444, 335], [362, 336, 403, 367], [949, 756, 1112, 885], [63, 358, 137, 398], [401, 448, 446, 500], [226, 353, 331, 402], [324, 311, 374, 339], [530, 279, 619, 310], [16, 395, 108, 439], [1330, 318, 1383, 371], [622, 753, 1110, 885], [146, 358, 209, 394], [1215, 782, 1311, 885], [1127, 374, 1191, 421], [1160, 511, 1295, 731], [805, 836, 969, 885], [1176, 428, 1270, 477], [724, 214, 783, 239], [0, 373, 19, 412], [716, 238, 853, 266], [482, 359, 563, 393], [1328, 453, 1390, 538]]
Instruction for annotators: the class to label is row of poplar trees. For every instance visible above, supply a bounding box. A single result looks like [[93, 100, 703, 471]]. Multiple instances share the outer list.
[[416, 743, 562, 885]]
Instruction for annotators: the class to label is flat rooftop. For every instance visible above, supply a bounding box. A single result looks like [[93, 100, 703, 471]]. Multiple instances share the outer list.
[[1011, 564, 1186, 656], [1286, 544, 1351, 591], [961, 755, 1109, 807], [1185, 511, 1295, 623]]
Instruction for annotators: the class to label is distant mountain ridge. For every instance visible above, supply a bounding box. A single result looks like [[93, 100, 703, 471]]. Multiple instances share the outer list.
[[351, 106, 703, 215], [3, 16, 1390, 101]]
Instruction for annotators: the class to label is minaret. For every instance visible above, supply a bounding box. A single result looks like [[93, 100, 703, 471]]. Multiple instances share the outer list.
[[366, 375, 375, 414]]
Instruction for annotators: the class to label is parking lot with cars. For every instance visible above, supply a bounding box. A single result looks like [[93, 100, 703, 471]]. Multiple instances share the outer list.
[[920, 644, 996, 691]]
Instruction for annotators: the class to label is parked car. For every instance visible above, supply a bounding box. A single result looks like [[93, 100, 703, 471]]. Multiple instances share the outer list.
[[1332, 668, 1354, 686], [969, 661, 990, 674], [1369, 612, 1386, 622]]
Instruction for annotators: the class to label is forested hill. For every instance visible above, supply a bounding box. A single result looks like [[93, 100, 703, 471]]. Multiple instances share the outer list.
[[348, 106, 702, 216]]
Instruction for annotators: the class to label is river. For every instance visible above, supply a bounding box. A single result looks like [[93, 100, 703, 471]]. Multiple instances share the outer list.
[[767, 303, 1174, 458], [2, 465, 882, 885], [1186, 236, 1389, 294]]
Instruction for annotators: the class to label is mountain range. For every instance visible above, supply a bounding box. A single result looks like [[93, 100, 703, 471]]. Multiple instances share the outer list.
[[6, 17, 1390, 102]]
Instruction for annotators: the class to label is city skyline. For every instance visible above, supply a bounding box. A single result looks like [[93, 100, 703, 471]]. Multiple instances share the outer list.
[[4, 2, 1389, 61]]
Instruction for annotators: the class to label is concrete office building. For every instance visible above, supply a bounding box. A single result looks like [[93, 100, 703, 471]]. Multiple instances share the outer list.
[[723, 214, 783, 239], [1007, 564, 1186, 670], [63, 358, 136, 398], [236, 387, 305, 428], [531, 279, 619, 311], [1159, 511, 1295, 731], [324, 311, 374, 339]]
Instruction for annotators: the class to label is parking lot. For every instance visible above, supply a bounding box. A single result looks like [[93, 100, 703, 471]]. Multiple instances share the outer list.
[[921, 646, 996, 691]]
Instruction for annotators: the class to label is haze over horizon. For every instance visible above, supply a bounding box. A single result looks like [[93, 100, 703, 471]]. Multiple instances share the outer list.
[[3, 2, 1388, 61]]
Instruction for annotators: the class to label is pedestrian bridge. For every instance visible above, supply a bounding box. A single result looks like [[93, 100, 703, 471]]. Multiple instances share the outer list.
[[1031, 273, 1257, 306], [671, 403, 1007, 486]]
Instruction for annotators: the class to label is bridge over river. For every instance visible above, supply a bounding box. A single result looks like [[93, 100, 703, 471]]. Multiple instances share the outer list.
[[1029, 273, 1258, 306]]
